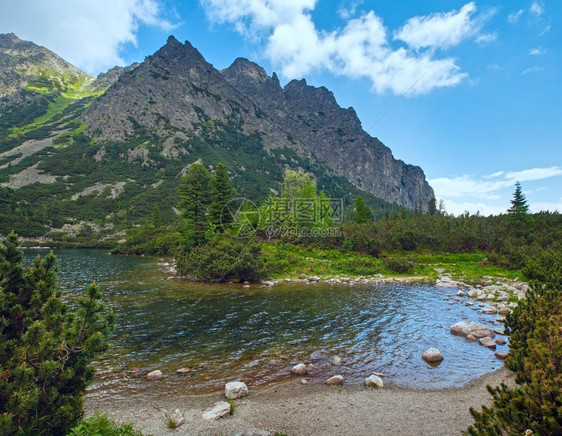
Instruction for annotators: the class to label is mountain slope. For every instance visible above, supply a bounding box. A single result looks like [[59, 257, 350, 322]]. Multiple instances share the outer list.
[[0, 34, 434, 238]]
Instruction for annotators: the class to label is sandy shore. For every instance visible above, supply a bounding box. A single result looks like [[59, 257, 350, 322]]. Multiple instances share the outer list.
[[85, 367, 513, 436]]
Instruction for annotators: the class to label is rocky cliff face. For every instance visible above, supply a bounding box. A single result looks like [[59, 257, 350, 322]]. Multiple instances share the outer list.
[[83, 37, 434, 209], [221, 58, 434, 208]]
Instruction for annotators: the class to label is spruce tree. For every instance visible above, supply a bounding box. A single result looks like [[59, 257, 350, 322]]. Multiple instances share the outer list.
[[209, 163, 235, 231], [177, 163, 212, 246], [428, 198, 437, 216], [152, 204, 162, 229], [508, 181, 529, 215], [354, 196, 374, 223], [0, 232, 114, 435]]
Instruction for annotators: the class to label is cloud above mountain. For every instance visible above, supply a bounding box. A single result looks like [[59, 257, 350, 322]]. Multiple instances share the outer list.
[[0, 0, 175, 74], [201, 1, 494, 95]]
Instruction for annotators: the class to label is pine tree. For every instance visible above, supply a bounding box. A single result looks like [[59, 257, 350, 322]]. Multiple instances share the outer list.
[[466, 256, 562, 435], [209, 163, 235, 231], [177, 163, 212, 246], [152, 204, 162, 229], [354, 196, 374, 223], [0, 232, 114, 435], [508, 181, 529, 215], [428, 198, 437, 216]]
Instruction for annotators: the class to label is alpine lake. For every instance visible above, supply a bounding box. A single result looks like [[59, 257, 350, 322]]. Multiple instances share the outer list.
[[24, 249, 508, 401]]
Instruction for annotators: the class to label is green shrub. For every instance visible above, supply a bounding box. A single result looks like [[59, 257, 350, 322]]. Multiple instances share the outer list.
[[0, 233, 114, 435], [466, 248, 562, 435], [68, 413, 147, 436], [176, 235, 266, 282], [382, 256, 416, 274]]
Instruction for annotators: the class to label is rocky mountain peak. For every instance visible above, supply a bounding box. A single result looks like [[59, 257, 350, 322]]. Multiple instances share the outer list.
[[0, 32, 21, 48], [221, 58, 282, 97]]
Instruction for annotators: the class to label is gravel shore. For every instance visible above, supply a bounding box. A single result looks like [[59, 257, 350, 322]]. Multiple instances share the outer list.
[[85, 367, 513, 436]]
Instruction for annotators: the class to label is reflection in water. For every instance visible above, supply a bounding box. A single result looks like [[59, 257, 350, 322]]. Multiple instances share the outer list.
[[24, 249, 508, 400]]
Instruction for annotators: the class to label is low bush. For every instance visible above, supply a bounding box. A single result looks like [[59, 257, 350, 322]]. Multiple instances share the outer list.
[[176, 235, 266, 282], [382, 256, 416, 274], [68, 413, 146, 436]]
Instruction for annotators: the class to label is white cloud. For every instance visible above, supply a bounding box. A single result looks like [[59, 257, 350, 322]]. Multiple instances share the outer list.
[[200, 1, 493, 95], [430, 167, 562, 215], [522, 66, 543, 75], [529, 47, 545, 55], [394, 3, 480, 50], [0, 0, 175, 74], [504, 167, 562, 182], [475, 32, 497, 44], [430, 166, 562, 199], [530, 2, 544, 17], [507, 9, 524, 23], [438, 199, 506, 217]]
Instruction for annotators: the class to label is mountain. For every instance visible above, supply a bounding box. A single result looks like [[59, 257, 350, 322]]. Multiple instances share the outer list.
[[0, 34, 434, 238]]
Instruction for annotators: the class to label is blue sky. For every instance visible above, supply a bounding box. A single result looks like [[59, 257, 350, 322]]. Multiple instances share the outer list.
[[1, 0, 561, 215]]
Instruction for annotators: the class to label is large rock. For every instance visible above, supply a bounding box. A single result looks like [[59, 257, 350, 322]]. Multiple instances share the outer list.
[[225, 381, 249, 399], [365, 374, 384, 388], [450, 321, 495, 339], [422, 348, 444, 363], [202, 401, 231, 420], [146, 370, 163, 380], [291, 363, 308, 375], [325, 375, 344, 385]]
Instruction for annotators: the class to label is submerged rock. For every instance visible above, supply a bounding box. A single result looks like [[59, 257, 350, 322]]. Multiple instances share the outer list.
[[422, 348, 444, 363], [309, 349, 330, 360], [331, 355, 342, 365], [202, 401, 231, 420], [225, 381, 249, 400], [450, 321, 495, 339], [479, 337, 496, 349]]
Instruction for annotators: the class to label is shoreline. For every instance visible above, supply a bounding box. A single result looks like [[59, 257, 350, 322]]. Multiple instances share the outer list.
[[85, 367, 514, 436]]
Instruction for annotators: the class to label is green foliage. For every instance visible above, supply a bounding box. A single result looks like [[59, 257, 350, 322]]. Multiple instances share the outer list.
[[112, 222, 180, 256], [208, 163, 235, 230], [381, 256, 416, 274], [507, 181, 529, 215], [68, 413, 147, 436], [259, 169, 333, 240], [176, 234, 266, 282], [466, 249, 562, 436], [354, 195, 374, 223], [226, 399, 235, 414], [177, 163, 212, 246], [0, 233, 114, 435], [152, 205, 162, 229]]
